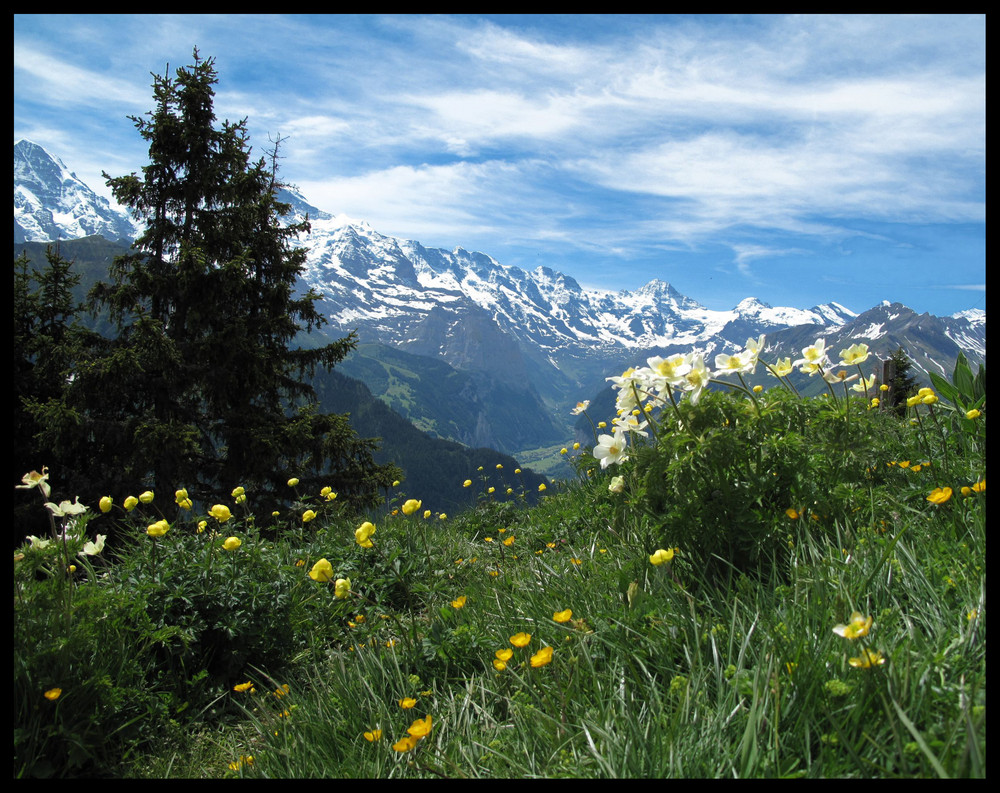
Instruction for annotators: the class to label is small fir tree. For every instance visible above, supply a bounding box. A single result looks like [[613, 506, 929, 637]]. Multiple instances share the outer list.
[[41, 49, 396, 510]]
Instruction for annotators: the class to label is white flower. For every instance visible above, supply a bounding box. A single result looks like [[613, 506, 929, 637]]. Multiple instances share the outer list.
[[714, 349, 755, 375], [26, 535, 52, 550], [793, 338, 829, 370], [839, 343, 870, 366], [80, 534, 107, 557], [646, 354, 691, 386], [612, 413, 649, 438], [680, 353, 712, 405], [570, 400, 590, 415], [593, 429, 629, 469], [851, 373, 878, 393], [44, 498, 88, 517], [608, 476, 625, 493], [768, 357, 794, 377]]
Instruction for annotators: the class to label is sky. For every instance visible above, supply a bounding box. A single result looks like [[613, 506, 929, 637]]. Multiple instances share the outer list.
[[14, 14, 986, 317]]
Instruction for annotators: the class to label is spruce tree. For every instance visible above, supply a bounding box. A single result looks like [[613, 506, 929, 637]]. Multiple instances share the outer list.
[[885, 346, 919, 417], [54, 49, 396, 510]]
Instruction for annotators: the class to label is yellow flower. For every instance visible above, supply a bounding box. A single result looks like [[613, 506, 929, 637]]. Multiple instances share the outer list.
[[439, 513, 448, 520], [848, 648, 886, 669], [302, 509, 316, 523], [233, 681, 255, 692], [495, 648, 513, 662], [503, 535, 515, 547], [553, 608, 573, 623], [222, 536, 242, 551], [538, 483, 547, 492], [510, 632, 531, 648], [197, 520, 207, 533], [927, 487, 953, 505], [287, 477, 300, 487], [44, 687, 62, 701], [971, 479, 985, 493], [407, 715, 433, 738], [423, 509, 431, 519], [402, 498, 422, 515], [785, 508, 800, 520], [451, 595, 467, 609], [393, 735, 419, 753], [965, 408, 981, 420], [99, 496, 113, 513], [530, 646, 554, 668], [363, 729, 382, 742], [210, 504, 232, 522], [309, 558, 334, 583], [355, 521, 376, 548], [16, 467, 51, 498], [399, 697, 417, 709], [334, 578, 352, 599], [492, 659, 507, 671], [839, 343, 870, 365], [649, 548, 674, 566], [463, 479, 472, 488], [123, 495, 138, 512], [146, 519, 170, 538], [832, 612, 872, 640], [139, 490, 154, 504]]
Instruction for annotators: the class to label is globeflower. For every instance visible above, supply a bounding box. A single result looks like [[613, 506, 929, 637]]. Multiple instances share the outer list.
[[334, 577, 352, 599], [146, 519, 170, 538], [123, 495, 139, 512], [309, 558, 334, 583], [302, 509, 317, 523], [222, 536, 242, 551], [99, 496, 113, 513], [139, 490, 155, 504], [649, 548, 674, 566], [402, 499, 422, 516], [355, 521, 376, 548], [210, 504, 232, 522], [287, 477, 300, 487], [463, 479, 472, 488]]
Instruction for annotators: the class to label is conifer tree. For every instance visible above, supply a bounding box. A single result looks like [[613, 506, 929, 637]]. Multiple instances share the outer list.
[[885, 346, 919, 417], [51, 49, 396, 509]]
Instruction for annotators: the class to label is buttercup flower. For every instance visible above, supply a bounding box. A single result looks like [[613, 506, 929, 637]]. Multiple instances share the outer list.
[[233, 681, 254, 693], [222, 536, 242, 551], [927, 486, 953, 505], [407, 715, 433, 738], [495, 648, 513, 662], [848, 648, 886, 669], [402, 499, 422, 516], [355, 521, 376, 548], [393, 735, 419, 753], [451, 595, 467, 609], [530, 646, 554, 668], [399, 697, 417, 709], [510, 632, 531, 648], [308, 558, 334, 583], [553, 609, 573, 623], [363, 729, 382, 742], [833, 612, 873, 640], [44, 688, 62, 701], [649, 548, 674, 566], [334, 577, 352, 599]]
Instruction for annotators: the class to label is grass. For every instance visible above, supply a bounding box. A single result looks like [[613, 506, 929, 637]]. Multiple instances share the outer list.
[[14, 369, 985, 778]]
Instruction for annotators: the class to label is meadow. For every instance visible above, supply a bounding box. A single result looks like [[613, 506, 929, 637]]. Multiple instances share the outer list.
[[14, 341, 985, 778]]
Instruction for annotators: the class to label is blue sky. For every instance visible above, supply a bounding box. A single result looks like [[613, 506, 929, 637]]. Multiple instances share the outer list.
[[14, 14, 985, 317]]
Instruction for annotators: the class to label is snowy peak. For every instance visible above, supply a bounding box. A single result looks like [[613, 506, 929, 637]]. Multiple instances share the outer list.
[[14, 139, 138, 243]]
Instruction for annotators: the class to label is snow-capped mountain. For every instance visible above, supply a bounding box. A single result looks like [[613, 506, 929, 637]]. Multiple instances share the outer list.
[[14, 141, 985, 434], [14, 139, 138, 244]]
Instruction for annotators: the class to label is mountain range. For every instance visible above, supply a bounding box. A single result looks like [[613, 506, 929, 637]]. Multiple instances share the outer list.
[[14, 139, 986, 473]]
